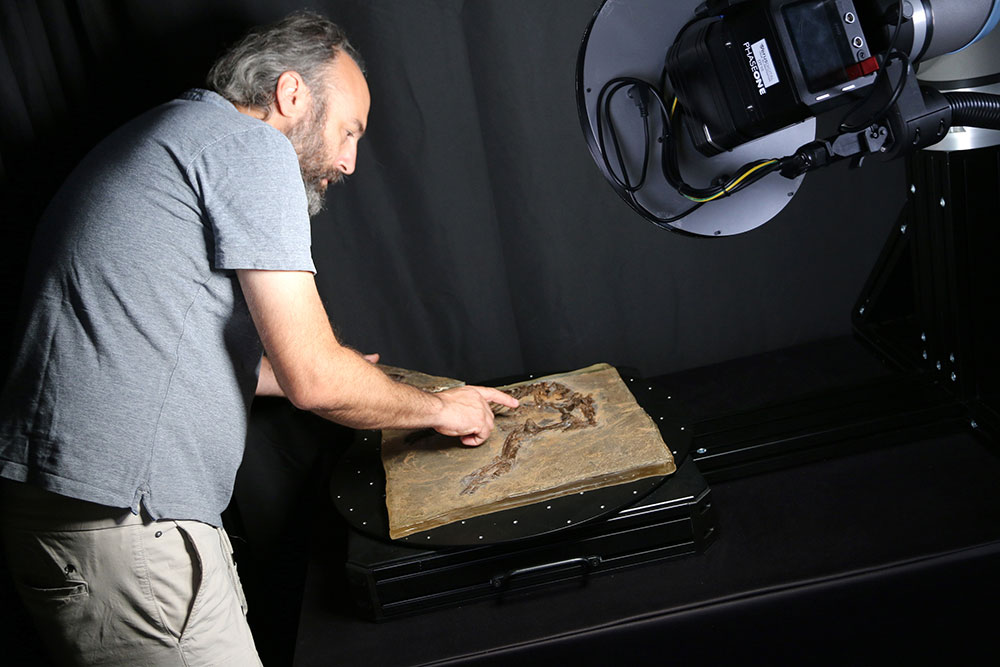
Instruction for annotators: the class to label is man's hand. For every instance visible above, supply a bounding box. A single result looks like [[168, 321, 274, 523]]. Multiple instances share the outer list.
[[433, 386, 520, 446]]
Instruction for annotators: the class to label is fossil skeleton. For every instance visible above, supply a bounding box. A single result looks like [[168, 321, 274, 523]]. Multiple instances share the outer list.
[[458, 381, 597, 495]]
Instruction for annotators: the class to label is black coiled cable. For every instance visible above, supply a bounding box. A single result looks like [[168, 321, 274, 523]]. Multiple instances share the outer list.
[[944, 91, 1000, 130]]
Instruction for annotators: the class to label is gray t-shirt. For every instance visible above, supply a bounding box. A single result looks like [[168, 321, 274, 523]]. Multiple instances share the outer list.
[[0, 89, 316, 526]]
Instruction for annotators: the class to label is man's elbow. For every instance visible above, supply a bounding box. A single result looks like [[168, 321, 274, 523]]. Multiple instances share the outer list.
[[282, 376, 331, 412]]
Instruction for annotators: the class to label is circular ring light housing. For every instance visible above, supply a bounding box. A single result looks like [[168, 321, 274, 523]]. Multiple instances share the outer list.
[[576, 0, 815, 236]]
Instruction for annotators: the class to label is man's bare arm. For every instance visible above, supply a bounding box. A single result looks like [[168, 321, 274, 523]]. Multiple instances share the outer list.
[[255, 352, 379, 397], [255, 355, 284, 397], [238, 269, 517, 445]]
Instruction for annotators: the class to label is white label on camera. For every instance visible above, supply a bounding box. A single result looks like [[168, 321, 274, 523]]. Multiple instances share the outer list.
[[746, 38, 780, 93]]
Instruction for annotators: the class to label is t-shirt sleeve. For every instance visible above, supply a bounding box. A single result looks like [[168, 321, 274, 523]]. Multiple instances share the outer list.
[[191, 126, 316, 273]]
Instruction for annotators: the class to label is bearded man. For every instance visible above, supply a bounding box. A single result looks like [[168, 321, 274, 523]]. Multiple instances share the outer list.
[[0, 12, 516, 666]]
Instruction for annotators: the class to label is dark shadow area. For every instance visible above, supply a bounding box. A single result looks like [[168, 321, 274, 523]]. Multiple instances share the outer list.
[[224, 398, 354, 666]]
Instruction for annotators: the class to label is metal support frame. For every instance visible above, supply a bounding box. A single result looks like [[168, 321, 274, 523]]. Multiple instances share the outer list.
[[857, 145, 1000, 436], [688, 373, 967, 482], [671, 144, 1000, 482]]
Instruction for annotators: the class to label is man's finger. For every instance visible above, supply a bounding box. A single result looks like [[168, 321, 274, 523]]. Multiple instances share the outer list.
[[363, 352, 380, 363], [471, 385, 519, 409], [461, 431, 487, 446]]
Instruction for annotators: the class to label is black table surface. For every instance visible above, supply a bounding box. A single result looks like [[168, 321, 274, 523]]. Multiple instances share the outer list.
[[294, 337, 1000, 665]]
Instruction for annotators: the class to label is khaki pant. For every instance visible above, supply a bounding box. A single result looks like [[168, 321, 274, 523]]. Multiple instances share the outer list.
[[0, 480, 262, 666]]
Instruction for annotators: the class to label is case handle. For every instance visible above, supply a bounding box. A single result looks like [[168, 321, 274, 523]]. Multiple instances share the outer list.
[[491, 555, 603, 589]]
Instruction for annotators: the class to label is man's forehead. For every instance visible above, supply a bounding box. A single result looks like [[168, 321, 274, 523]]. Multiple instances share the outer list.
[[324, 56, 370, 115], [329, 54, 367, 92]]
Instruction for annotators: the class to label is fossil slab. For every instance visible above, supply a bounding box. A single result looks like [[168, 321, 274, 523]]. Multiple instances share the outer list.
[[381, 363, 676, 539], [377, 364, 465, 393]]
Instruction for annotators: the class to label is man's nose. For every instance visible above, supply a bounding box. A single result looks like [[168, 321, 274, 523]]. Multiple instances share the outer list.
[[337, 146, 357, 175]]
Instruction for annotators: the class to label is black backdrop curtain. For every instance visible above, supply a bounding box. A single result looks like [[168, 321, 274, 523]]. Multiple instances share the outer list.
[[0, 0, 905, 382]]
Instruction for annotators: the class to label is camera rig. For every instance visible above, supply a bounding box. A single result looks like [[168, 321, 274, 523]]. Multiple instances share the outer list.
[[578, 0, 1000, 234]]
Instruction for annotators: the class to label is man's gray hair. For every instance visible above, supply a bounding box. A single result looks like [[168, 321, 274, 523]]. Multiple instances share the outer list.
[[207, 11, 365, 116]]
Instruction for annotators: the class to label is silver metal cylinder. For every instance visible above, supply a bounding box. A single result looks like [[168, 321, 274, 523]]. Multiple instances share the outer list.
[[917, 0, 1000, 60], [919, 21, 1000, 150]]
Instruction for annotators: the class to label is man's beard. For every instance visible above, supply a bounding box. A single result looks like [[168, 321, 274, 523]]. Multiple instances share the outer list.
[[286, 101, 342, 217]]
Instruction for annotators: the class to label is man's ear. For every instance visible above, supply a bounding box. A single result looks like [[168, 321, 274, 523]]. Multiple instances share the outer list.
[[273, 70, 310, 121]]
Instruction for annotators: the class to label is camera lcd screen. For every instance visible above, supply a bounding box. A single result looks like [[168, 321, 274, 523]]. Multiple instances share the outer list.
[[782, 0, 855, 93]]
